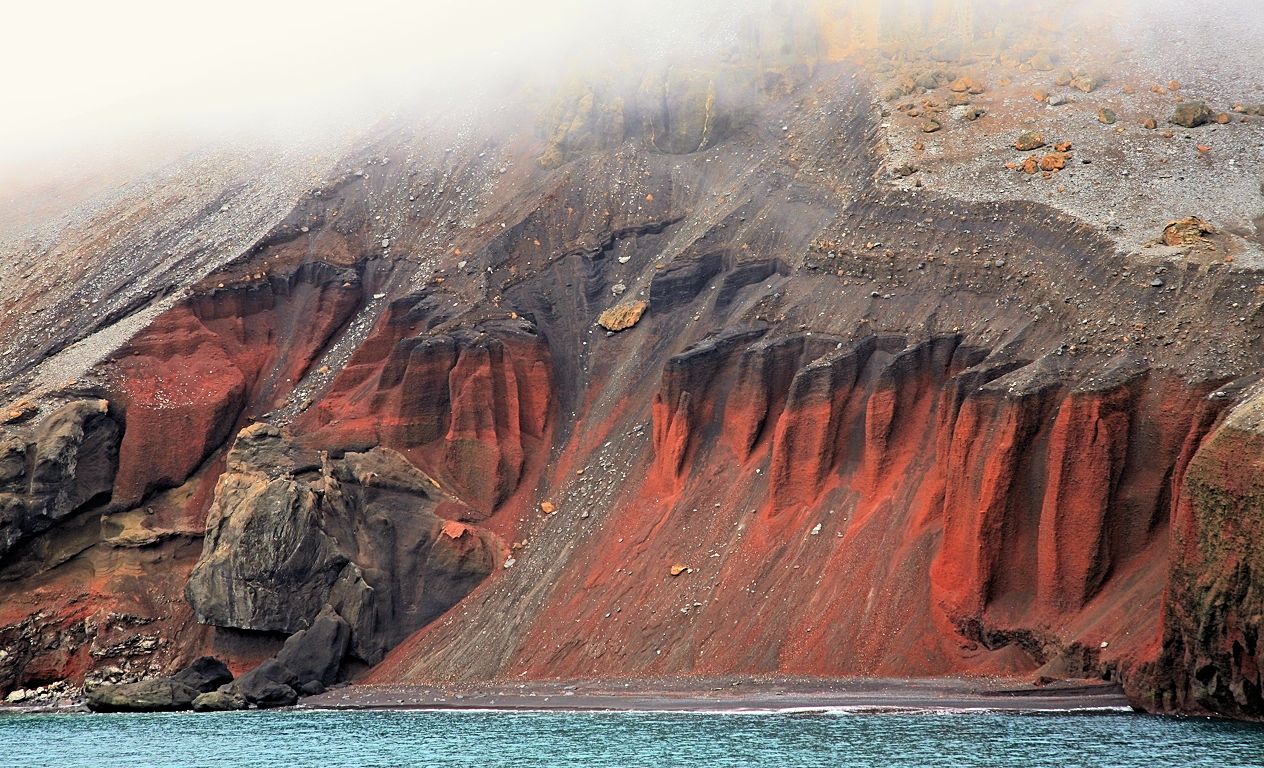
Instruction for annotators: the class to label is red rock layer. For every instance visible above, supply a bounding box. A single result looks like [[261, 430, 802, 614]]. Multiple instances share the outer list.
[[374, 333, 1222, 696], [107, 263, 362, 508], [299, 304, 552, 517]]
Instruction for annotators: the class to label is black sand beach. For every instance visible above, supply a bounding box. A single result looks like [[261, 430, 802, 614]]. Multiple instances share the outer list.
[[301, 677, 1133, 714]]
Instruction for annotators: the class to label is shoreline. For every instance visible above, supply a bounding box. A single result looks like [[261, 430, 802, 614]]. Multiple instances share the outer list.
[[0, 677, 1137, 716], [299, 677, 1135, 715]]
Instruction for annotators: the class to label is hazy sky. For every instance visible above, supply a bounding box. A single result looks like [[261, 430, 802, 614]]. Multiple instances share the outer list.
[[3, 0, 749, 172]]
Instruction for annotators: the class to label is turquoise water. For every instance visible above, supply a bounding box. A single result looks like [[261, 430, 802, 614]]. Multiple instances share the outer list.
[[2, 709, 1263, 767]]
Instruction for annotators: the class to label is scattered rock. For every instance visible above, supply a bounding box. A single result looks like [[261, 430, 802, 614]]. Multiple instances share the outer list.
[[911, 69, 954, 91], [1071, 72, 1106, 93], [1014, 131, 1046, 151], [951, 105, 985, 122], [670, 564, 688, 576], [597, 300, 648, 332], [949, 76, 983, 94], [1040, 152, 1069, 172], [540, 500, 556, 514], [1098, 108, 1117, 125], [1162, 216, 1215, 247], [2, 401, 36, 424], [920, 119, 942, 133], [1140, 115, 1158, 130], [1170, 101, 1212, 128], [1028, 53, 1055, 72]]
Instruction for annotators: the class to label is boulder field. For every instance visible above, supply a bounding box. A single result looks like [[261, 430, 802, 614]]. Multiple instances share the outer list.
[[1, 1, 1263, 720]]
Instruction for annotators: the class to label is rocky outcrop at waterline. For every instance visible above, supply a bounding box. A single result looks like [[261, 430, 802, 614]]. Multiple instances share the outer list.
[[85, 657, 231, 712]]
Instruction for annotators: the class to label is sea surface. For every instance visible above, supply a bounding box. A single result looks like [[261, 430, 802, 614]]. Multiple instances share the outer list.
[[2, 708, 1263, 767]]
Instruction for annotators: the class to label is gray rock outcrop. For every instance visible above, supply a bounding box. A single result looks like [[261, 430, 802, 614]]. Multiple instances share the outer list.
[[185, 424, 499, 681], [0, 400, 120, 562]]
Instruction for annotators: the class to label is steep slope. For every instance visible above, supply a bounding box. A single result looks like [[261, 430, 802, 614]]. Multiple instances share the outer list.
[[1, 2, 1263, 719]]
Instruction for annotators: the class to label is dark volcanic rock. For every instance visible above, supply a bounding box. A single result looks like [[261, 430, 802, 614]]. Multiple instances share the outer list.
[[1143, 397, 1264, 718], [186, 425, 497, 664], [238, 679, 298, 709], [86, 679, 200, 712], [0, 400, 120, 562], [650, 252, 726, 312], [191, 689, 248, 712], [170, 656, 234, 693], [274, 609, 350, 687], [229, 659, 299, 708], [185, 424, 353, 635]]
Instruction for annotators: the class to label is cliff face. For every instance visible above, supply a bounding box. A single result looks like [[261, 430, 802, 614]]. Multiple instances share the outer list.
[[373, 334, 1225, 694], [1141, 392, 1264, 717], [2, 4, 1263, 719]]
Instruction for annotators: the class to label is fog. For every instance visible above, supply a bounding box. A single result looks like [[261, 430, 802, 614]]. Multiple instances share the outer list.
[[3, 0, 1260, 185], [2, 0, 761, 176]]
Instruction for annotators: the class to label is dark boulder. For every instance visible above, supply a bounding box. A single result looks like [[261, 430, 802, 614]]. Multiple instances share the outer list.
[[191, 689, 248, 712], [243, 680, 298, 709], [238, 658, 299, 689], [1170, 101, 1212, 128], [170, 656, 233, 693], [86, 679, 199, 712], [275, 609, 350, 687], [229, 659, 299, 708], [223, 609, 349, 708]]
